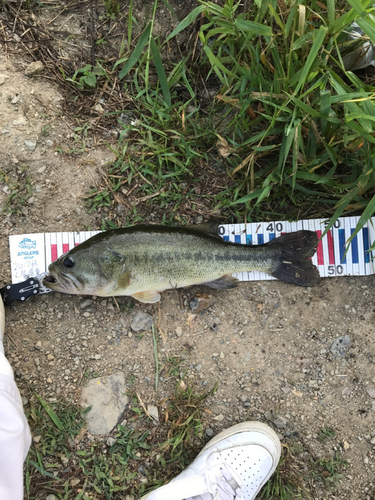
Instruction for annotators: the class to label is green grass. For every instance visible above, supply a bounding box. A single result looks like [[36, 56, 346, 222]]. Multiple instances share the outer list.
[[74, 0, 375, 244], [25, 392, 349, 499], [24, 380, 217, 499]]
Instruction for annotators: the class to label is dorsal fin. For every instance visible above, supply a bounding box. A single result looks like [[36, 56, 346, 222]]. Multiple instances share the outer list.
[[186, 221, 222, 239]]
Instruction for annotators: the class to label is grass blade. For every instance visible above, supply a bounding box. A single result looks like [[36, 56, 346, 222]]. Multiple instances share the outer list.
[[118, 22, 152, 78], [292, 26, 327, 94], [166, 5, 206, 42], [35, 394, 64, 430], [150, 37, 171, 106]]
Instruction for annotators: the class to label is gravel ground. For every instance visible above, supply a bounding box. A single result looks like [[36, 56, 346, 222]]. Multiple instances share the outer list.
[[1, 31, 375, 500]]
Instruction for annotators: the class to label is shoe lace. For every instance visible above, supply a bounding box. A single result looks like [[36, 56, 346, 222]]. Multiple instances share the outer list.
[[185, 465, 244, 500]]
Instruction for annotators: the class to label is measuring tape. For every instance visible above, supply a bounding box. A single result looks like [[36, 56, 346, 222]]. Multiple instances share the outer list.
[[8, 216, 375, 285]]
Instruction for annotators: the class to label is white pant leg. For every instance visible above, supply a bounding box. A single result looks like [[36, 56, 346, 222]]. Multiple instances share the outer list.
[[0, 351, 32, 500]]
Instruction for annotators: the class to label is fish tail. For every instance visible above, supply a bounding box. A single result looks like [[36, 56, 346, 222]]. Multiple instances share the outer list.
[[269, 230, 320, 286]]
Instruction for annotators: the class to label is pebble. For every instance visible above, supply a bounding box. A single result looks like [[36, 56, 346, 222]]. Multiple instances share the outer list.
[[343, 441, 350, 450], [213, 414, 224, 422], [190, 293, 215, 313], [265, 410, 288, 429], [176, 326, 183, 337], [196, 364, 202, 372], [366, 387, 375, 399], [24, 139, 37, 151], [147, 405, 159, 422], [46, 495, 59, 500], [25, 61, 44, 75], [205, 428, 214, 438], [131, 311, 153, 331], [330, 335, 350, 358], [107, 437, 117, 447], [80, 299, 93, 309]]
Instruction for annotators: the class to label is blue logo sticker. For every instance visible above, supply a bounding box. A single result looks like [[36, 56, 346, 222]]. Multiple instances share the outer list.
[[19, 238, 37, 250]]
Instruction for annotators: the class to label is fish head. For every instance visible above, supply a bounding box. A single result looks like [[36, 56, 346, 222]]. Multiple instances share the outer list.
[[43, 246, 128, 296]]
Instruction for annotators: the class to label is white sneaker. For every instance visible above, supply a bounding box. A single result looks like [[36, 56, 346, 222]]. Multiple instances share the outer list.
[[141, 421, 281, 500]]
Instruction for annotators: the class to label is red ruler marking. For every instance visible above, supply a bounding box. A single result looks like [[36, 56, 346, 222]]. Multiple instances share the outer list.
[[51, 244, 58, 262], [75, 243, 80, 246], [327, 230, 335, 264], [63, 244, 69, 253], [316, 230, 324, 265]]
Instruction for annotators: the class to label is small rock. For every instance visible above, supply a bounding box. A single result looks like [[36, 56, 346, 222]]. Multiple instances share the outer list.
[[370, 436, 375, 444], [107, 437, 117, 447], [45, 139, 53, 147], [0, 76, 5, 85], [47, 354, 54, 361], [37, 166, 46, 174], [148, 405, 159, 422], [25, 61, 44, 76], [265, 410, 288, 429], [33, 435, 42, 443], [342, 387, 351, 396], [213, 414, 224, 422], [343, 441, 350, 450], [131, 311, 153, 332], [219, 352, 224, 359], [190, 293, 215, 313], [205, 428, 214, 438], [11, 95, 20, 104], [46, 495, 59, 500], [94, 103, 105, 114], [24, 139, 37, 151], [330, 335, 350, 358], [366, 387, 375, 399], [196, 364, 202, 372], [80, 299, 93, 309], [70, 478, 80, 487], [281, 386, 291, 394], [176, 326, 183, 337], [272, 416, 287, 429]]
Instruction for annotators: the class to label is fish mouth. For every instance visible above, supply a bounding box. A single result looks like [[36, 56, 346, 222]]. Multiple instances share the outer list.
[[43, 274, 57, 285], [42, 272, 82, 293]]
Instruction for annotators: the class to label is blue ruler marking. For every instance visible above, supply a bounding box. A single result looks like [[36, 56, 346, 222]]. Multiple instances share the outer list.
[[351, 228, 359, 264], [258, 234, 264, 245], [338, 229, 346, 264], [363, 227, 370, 264]]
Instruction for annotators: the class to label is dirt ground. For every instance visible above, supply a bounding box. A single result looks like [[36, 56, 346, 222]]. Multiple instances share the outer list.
[[1, 18, 375, 500]]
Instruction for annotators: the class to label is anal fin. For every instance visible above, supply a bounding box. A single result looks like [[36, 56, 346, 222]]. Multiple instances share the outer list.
[[202, 274, 239, 290], [132, 290, 161, 303]]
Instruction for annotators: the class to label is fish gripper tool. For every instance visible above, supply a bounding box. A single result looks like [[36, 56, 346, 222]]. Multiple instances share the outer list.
[[0, 275, 51, 306]]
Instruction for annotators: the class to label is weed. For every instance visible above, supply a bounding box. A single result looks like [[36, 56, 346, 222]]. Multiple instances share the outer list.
[[161, 382, 217, 461], [314, 452, 348, 489], [0, 168, 33, 214], [318, 427, 336, 441]]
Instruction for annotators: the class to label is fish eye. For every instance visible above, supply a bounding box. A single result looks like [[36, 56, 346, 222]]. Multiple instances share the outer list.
[[63, 257, 75, 268]]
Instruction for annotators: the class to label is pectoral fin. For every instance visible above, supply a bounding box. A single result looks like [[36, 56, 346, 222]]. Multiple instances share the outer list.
[[117, 270, 131, 289], [132, 290, 161, 303], [202, 274, 239, 289]]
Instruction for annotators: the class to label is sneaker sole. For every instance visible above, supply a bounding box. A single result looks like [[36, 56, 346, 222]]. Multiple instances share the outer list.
[[141, 421, 281, 500]]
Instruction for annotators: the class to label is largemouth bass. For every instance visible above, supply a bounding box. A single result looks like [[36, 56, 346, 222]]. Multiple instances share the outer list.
[[43, 223, 319, 303]]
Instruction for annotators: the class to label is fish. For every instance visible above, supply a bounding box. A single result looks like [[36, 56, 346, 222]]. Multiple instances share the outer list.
[[42, 223, 320, 303]]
